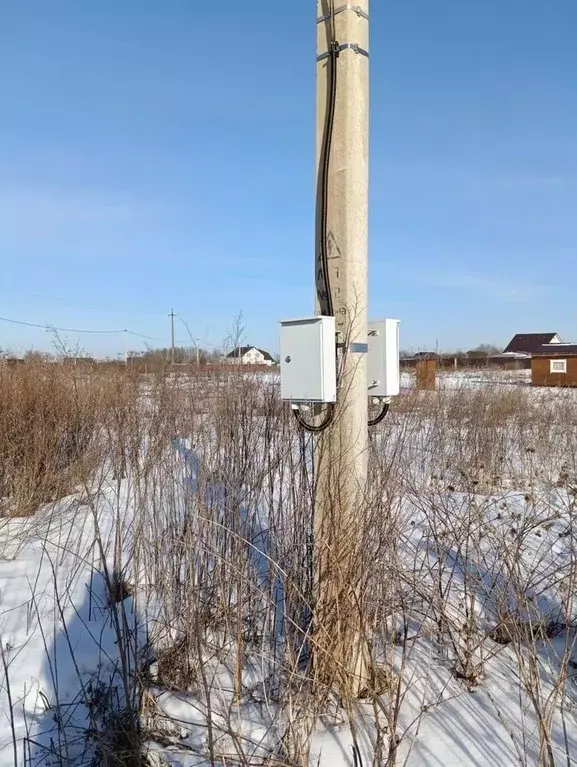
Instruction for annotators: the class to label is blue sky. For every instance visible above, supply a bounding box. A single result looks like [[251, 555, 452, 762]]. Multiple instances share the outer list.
[[1, 1, 576, 356]]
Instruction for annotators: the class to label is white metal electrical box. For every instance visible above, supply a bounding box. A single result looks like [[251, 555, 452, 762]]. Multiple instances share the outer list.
[[367, 319, 400, 398], [279, 316, 336, 403]]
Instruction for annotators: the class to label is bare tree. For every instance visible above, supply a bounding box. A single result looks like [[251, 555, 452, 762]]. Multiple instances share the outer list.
[[223, 310, 247, 360]]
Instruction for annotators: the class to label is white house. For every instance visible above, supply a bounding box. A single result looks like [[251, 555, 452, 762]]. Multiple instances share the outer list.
[[225, 346, 276, 366]]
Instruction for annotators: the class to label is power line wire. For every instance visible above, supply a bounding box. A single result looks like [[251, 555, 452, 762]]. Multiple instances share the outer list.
[[0, 314, 224, 348], [0, 315, 157, 340], [127, 330, 159, 341], [176, 314, 222, 348], [175, 340, 221, 348]]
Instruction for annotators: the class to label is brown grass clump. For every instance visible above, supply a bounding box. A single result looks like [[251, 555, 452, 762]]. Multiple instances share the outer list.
[[3, 360, 577, 765], [0, 363, 101, 516]]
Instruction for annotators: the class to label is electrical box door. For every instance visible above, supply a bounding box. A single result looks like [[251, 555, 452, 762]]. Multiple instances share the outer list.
[[279, 316, 336, 403], [367, 319, 400, 398]]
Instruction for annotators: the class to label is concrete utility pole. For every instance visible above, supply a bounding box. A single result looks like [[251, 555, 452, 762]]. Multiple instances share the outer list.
[[313, 0, 370, 698], [169, 309, 176, 364]]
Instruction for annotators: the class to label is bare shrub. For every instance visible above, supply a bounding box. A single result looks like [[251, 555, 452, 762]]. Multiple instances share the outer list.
[[0, 363, 102, 516], [3, 363, 577, 766]]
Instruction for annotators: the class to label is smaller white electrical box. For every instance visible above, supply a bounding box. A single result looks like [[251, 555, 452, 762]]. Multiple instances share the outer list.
[[279, 316, 336, 403], [367, 319, 400, 398]]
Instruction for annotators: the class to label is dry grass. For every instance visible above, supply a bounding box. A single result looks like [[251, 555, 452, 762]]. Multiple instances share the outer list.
[[1, 364, 577, 765], [0, 363, 105, 516]]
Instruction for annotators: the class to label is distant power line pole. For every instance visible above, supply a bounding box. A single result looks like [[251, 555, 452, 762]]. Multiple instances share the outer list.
[[169, 309, 176, 364]]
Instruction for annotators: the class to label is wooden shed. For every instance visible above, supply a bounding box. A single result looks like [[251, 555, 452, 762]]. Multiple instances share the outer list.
[[416, 359, 437, 390], [531, 345, 577, 387]]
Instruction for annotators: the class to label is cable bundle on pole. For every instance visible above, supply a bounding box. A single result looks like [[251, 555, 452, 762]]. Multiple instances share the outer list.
[[294, 0, 339, 434], [316, 0, 338, 318]]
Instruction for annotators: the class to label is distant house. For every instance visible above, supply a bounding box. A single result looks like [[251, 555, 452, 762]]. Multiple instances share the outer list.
[[531, 344, 577, 387], [413, 351, 438, 360], [503, 333, 562, 355], [483, 352, 531, 371], [1, 356, 25, 367], [226, 346, 276, 366], [62, 356, 95, 366], [466, 350, 490, 360]]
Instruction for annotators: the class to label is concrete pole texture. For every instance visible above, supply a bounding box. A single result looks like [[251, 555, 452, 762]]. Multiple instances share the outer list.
[[313, 0, 370, 699]]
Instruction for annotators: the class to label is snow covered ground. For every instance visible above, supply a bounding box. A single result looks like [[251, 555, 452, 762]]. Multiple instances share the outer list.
[[2, 369, 577, 766]]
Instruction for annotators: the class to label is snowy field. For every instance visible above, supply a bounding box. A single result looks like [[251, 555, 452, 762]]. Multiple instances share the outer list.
[[1, 365, 577, 766]]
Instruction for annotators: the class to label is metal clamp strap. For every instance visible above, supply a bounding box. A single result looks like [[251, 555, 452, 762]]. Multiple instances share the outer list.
[[337, 342, 369, 353], [349, 342, 368, 353], [317, 4, 369, 23], [316, 42, 369, 62]]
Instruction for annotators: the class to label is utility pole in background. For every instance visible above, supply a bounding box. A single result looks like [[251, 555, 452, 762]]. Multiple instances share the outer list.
[[313, 0, 370, 698], [169, 309, 176, 364]]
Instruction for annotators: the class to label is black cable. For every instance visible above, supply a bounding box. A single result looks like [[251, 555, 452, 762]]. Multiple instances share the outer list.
[[316, 0, 339, 317], [368, 401, 390, 427], [295, 1, 339, 436], [293, 403, 335, 433], [296, 2, 338, 434]]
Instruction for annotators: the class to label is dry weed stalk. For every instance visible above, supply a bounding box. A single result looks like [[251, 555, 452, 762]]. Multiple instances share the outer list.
[[2, 364, 577, 765]]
